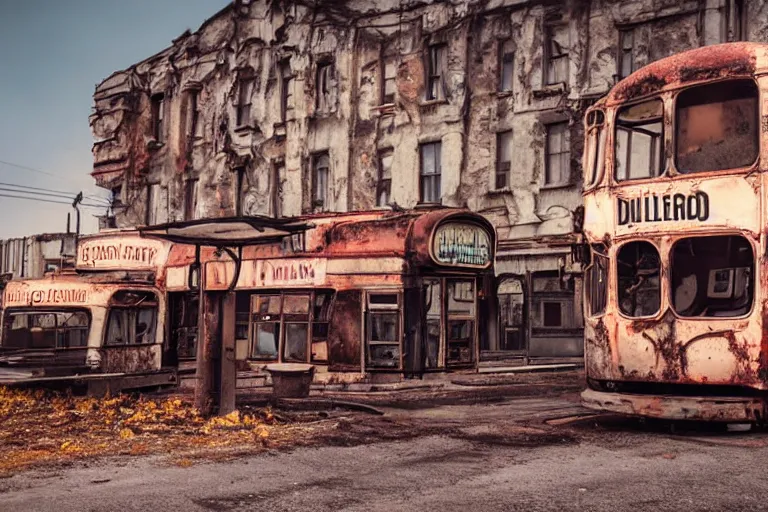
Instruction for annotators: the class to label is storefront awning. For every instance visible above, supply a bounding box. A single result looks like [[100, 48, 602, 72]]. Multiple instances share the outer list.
[[139, 216, 312, 247]]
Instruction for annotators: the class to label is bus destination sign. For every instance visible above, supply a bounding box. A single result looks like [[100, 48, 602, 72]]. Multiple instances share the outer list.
[[617, 191, 710, 226]]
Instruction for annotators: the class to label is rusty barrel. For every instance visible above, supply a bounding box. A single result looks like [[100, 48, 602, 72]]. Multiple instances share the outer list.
[[265, 363, 315, 398]]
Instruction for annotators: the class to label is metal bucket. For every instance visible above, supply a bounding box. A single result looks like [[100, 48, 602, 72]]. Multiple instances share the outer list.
[[265, 363, 315, 398]]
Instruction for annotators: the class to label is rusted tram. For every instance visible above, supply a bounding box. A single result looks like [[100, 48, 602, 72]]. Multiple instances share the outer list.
[[580, 42, 768, 422]]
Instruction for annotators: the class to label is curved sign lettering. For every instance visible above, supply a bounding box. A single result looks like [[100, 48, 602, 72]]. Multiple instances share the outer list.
[[77, 237, 168, 271], [432, 222, 492, 268]]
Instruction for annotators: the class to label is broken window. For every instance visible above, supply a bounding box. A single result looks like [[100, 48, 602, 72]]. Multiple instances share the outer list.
[[105, 291, 158, 346], [426, 44, 446, 101], [532, 272, 576, 329], [497, 279, 525, 351], [381, 58, 397, 104], [280, 60, 293, 122], [184, 178, 199, 221], [545, 24, 569, 85], [169, 292, 198, 359], [236, 78, 254, 127], [420, 141, 441, 203], [499, 39, 515, 93], [585, 245, 608, 317], [446, 279, 475, 365], [615, 98, 664, 181], [671, 235, 754, 318], [312, 152, 330, 212], [545, 122, 570, 186], [271, 162, 284, 218], [3, 310, 90, 350], [376, 149, 393, 207], [316, 62, 334, 112], [151, 93, 164, 142], [618, 29, 635, 79], [496, 131, 513, 189], [675, 79, 758, 174], [145, 183, 160, 225], [617, 241, 661, 318], [583, 109, 606, 188], [187, 90, 201, 139], [366, 292, 401, 369]]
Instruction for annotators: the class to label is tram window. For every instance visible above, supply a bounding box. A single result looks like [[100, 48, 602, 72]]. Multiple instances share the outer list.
[[105, 291, 158, 346], [3, 310, 89, 349], [585, 248, 608, 317], [615, 98, 664, 181], [584, 110, 606, 187], [676, 80, 758, 174], [617, 241, 661, 317], [366, 292, 401, 368], [671, 235, 754, 317]]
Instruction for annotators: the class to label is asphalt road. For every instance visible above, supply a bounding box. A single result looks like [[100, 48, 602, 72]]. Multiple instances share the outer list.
[[2, 393, 768, 512]]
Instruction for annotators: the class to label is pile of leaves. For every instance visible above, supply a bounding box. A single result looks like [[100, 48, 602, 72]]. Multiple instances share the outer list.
[[0, 386, 320, 476]]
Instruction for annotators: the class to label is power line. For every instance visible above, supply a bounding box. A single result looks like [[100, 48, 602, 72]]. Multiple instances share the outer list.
[[0, 181, 111, 205], [0, 193, 107, 209], [0, 160, 112, 204], [0, 186, 83, 202]]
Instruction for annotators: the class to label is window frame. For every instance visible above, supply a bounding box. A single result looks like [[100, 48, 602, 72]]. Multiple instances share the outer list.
[[312, 152, 331, 212], [425, 44, 447, 101], [184, 177, 199, 221], [151, 93, 165, 142], [544, 122, 571, 187], [614, 97, 665, 182], [498, 39, 515, 93], [271, 162, 284, 218], [316, 61, 334, 112], [584, 246, 609, 318], [235, 77, 254, 128], [615, 240, 662, 320], [419, 141, 442, 203], [365, 290, 403, 369], [2, 308, 91, 351], [381, 56, 397, 105], [544, 23, 569, 86], [376, 148, 393, 207], [618, 28, 635, 79], [495, 130, 513, 189], [280, 59, 294, 122]]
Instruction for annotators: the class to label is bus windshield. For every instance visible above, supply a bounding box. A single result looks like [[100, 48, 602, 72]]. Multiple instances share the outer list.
[[2, 310, 90, 349], [676, 79, 758, 174]]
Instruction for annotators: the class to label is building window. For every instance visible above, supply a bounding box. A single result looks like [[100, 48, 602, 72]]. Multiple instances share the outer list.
[[531, 273, 576, 330], [545, 123, 570, 186], [236, 78, 254, 127], [545, 24, 569, 85], [187, 90, 201, 138], [280, 60, 293, 122], [419, 142, 441, 203], [727, 0, 745, 42], [381, 59, 397, 104], [184, 178, 199, 221], [499, 39, 515, 93], [316, 62, 334, 112], [376, 149, 393, 207], [313, 152, 330, 212], [366, 292, 401, 369], [271, 162, 284, 218], [495, 131, 513, 189], [618, 29, 635, 79], [617, 241, 661, 318], [151, 94, 164, 142], [145, 183, 160, 225], [426, 44, 446, 101]]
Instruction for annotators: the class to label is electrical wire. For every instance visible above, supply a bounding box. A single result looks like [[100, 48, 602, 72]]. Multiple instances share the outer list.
[[0, 181, 111, 204], [0, 162, 112, 204], [0, 193, 107, 209]]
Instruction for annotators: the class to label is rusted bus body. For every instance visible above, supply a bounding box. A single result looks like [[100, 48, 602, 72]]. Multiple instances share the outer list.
[[580, 43, 768, 422], [159, 208, 496, 384], [0, 273, 171, 388]]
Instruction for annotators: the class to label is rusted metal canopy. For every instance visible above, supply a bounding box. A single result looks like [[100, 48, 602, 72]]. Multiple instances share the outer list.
[[138, 216, 311, 247]]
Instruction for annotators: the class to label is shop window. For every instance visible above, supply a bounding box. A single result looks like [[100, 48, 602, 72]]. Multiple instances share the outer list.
[[446, 279, 475, 365], [545, 24, 569, 85], [376, 149, 393, 207], [496, 131, 513, 189], [497, 279, 525, 352], [499, 39, 515, 93], [617, 241, 661, 317], [3, 310, 89, 350], [313, 152, 330, 212], [545, 123, 570, 186], [151, 93, 164, 142], [671, 235, 753, 318], [366, 292, 401, 368], [675, 79, 758, 174], [618, 29, 635, 79], [426, 44, 446, 101], [105, 291, 158, 346], [251, 295, 282, 360], [585, 246, 608, 317], [615, 98, 663, 181], [420, 142, 442, 203], [424, 279, 441, 369]]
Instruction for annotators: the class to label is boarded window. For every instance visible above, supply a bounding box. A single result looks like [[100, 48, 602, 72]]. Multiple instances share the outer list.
[[316, 62, 334, 112], [313, 153, 330, 212], [545, 123, 570, 186], [617, 241, 661, 318], [499, 39, 515, 92], [382, 59, 397, 104], [496, 131, 513, 189], [545, 24, 569, 85], [151, 93, 164, 142], [366, 292, 401, 369], [618, 29, 635, 79], [236, 79, 254, 127], [615, 98, 664, 181], [675, 79, 758, 174], [376, 149, 393, 207], [426, 44, 446, 101], [420, 142, 441, 203]]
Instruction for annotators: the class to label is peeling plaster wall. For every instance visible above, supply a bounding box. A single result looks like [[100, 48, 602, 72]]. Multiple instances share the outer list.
[[90, 0, 752, 267]]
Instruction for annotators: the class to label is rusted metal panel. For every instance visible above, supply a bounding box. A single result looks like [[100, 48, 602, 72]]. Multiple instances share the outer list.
[[327, 290, 363, 372], [100, 345, 158, 374]]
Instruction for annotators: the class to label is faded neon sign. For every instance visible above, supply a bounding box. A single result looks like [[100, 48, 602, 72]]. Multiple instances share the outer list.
[[432, 223, 491, 267]]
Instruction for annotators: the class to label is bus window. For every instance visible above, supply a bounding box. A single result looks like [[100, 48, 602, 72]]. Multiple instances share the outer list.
[[3, 310, 89, 349], [615, 98, 664, 181], [105, 291, 158, 346], [671, 235, 754, 317], [617, 241, 661, 317], [584, 109, 606, 187], [676, 79, 758, 174], [585, 246, 608, 317]]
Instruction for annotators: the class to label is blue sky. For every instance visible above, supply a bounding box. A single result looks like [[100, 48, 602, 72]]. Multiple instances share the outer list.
[[0, 0, 230, 238]]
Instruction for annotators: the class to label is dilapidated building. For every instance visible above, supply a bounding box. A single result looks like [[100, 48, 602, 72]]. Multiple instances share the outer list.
[[89, 0, 755, 361], [0, 233, 76, 279]]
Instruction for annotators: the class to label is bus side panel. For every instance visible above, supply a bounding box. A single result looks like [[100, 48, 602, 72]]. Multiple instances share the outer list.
[[100, 345, 160, 374], [327, 290, 363, 372]]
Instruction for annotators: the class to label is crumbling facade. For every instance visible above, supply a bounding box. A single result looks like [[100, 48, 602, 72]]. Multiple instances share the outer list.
[[90, 0, 755, 360], [0, 233, 76, 279]]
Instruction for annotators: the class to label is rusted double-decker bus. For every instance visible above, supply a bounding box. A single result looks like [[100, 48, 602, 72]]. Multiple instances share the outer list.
[[580, 43, 768, 423]]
